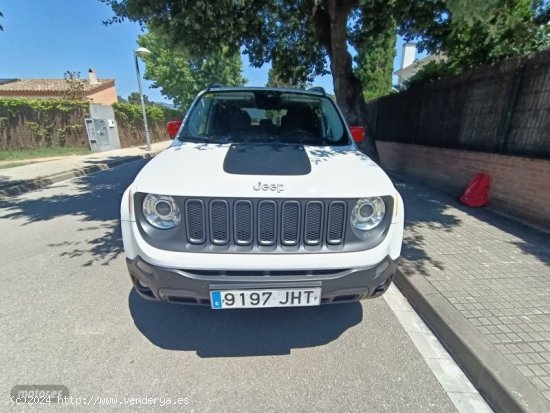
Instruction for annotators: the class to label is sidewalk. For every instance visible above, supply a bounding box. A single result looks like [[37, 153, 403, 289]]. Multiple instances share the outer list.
[[0, 141, 171, 197], [393, 176, 550, 413]]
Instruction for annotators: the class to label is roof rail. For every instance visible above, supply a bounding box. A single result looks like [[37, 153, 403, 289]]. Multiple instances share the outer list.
[[308, 86, 326, 96], [206, 82, 225, 92]]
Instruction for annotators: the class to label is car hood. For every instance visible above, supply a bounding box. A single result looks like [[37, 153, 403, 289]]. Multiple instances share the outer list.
[[132, 141, 396, 198]]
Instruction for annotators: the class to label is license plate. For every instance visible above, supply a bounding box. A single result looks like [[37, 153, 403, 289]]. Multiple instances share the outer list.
[[210, 288, 321, 309]]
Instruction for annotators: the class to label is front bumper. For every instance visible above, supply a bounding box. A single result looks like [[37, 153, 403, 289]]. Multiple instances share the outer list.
[[126, 255, 399, 306]]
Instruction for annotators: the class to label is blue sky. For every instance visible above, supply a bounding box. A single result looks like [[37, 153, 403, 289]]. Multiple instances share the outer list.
[[0, 0, 413, 104]]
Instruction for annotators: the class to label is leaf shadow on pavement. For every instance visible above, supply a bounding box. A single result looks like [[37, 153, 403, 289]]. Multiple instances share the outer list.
[[79, 154, 154, 168], [128, 289, 363, 357], [0, 176, 13, 188], [0, 158, 148, 267], [393, 179, 462, 277], [393, 175, 550, 277]]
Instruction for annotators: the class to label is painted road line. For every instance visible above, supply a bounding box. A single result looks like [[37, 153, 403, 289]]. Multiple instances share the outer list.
[[383, 283, 493, 413]]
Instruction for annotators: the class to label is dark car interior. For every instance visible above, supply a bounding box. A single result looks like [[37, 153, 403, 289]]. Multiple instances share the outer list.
[[183, 90, 348, 146]]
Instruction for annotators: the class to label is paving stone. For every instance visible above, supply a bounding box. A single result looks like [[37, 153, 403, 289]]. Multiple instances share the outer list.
[[517, 365, 535, 377], [530, 364, 547, 377], [396, 178, 550, 403], [531, 377, 548, 392]]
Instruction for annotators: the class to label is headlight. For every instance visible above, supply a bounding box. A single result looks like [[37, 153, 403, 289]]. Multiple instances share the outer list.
[[142, 194, 181, 229], [351, 197, 386, 231]]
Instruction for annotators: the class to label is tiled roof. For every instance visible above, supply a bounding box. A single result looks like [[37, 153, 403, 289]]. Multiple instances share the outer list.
[[0, 78, 115, 94], [393, 54, 446, 77]]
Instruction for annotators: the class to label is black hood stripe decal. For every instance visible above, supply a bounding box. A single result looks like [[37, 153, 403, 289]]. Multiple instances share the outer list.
[[223, 144, 312, 176]]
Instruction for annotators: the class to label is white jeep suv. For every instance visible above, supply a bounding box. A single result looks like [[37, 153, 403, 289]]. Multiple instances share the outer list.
[[121, 86, 404, 309]]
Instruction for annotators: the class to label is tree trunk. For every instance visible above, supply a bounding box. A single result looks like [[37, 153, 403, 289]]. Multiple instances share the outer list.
[[311, 0, 380, 162]]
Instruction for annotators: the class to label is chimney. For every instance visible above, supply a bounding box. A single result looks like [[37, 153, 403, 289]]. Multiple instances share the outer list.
[[401, 43, 417, 70], [88, 68, 99, 85]]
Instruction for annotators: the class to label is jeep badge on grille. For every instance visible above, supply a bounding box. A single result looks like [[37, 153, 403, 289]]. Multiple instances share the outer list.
[[253, 182, 285, 193]]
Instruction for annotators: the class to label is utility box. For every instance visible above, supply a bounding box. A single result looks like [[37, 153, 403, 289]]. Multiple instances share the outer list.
[[85, 103, 121, 152]]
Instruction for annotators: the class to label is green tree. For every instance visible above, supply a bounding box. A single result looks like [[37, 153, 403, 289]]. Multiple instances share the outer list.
[[399, 0, 550, 84], [266, 67, 312, 89], [265, 2, 398, 100], [352, 1, 397, 101], [137, 29, 246, 110], [127, 91, 149, 105], [101, 0, 503, 160]]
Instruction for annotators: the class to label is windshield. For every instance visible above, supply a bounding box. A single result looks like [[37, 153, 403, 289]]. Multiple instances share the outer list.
[[178, 90, 350, 146]]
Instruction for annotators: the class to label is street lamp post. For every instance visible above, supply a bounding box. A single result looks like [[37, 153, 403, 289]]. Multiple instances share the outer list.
[[134, 47, 152, 151]]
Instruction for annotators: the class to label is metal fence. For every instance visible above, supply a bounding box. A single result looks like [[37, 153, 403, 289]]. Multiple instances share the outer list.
[[367, 49, 550, 159]]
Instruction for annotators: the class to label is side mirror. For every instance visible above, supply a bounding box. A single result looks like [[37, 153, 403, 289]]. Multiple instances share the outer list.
[[166, 120, 182, 139], [350, 126, 365, 143]]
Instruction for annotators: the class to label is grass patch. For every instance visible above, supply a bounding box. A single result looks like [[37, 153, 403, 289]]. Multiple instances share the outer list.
[[0, 147, 91, 162]]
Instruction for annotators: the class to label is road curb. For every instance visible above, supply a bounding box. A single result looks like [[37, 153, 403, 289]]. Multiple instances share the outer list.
[[395, 265, 550, 413], [0, 152, 157, 198]]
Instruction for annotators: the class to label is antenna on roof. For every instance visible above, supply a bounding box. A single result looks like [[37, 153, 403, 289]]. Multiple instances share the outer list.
[[308, 86, 326, 96]]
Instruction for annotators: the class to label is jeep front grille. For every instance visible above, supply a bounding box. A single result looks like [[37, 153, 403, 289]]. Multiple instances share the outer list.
[[234, 200, 253, 245], [209, 200, 229, 245], [181, 198, 348, 252], [281, 201, 300, 246], [304, 201, 323, 245], [185, 199, 206, 244]]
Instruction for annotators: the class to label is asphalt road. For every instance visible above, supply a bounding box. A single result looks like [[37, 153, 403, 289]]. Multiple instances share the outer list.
[[0, 160, 464, 412]]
